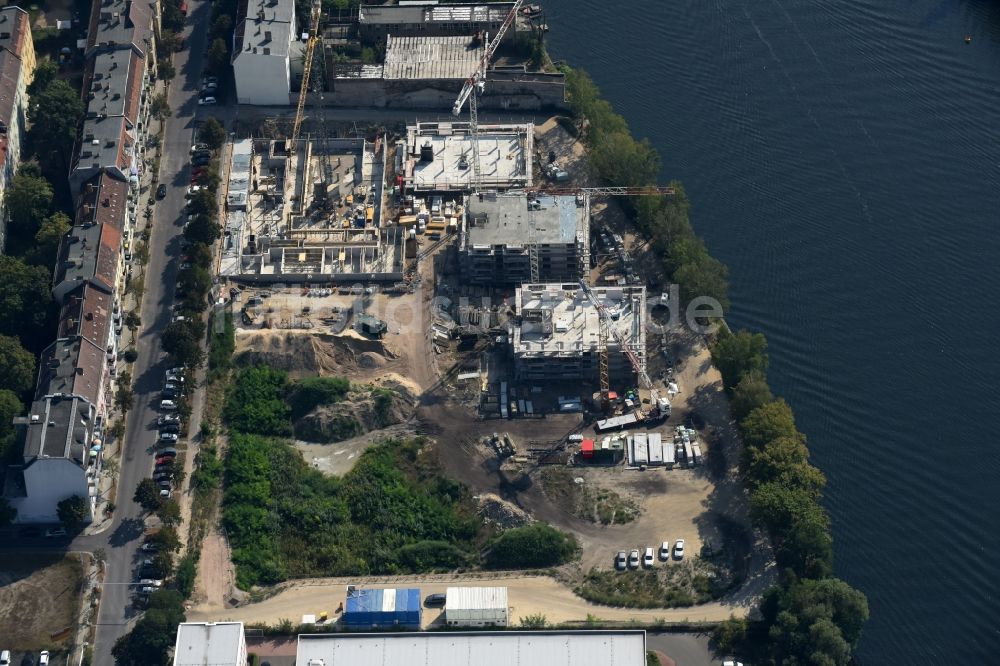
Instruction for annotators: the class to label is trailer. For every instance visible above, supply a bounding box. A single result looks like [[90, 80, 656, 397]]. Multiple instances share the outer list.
[[631, 432, 648, 466], [647, 432, 663, 466], [662, 437, 676, 469], [596, 412, 639, 432], [683, 439, 695, 468], [691, 443, 702, 467]]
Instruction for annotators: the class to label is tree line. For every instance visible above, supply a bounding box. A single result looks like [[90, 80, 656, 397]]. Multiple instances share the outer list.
[[563, 67, 868, 664]]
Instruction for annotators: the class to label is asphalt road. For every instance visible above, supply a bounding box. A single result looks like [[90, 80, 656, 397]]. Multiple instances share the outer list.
[[85, 2, 216, 663], [646, 632, 717, 666]]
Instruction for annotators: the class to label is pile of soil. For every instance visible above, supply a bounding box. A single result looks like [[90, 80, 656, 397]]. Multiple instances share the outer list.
[[235, 331, 400, 378], [294, 378, 416, 443], [476, 493, 533, 529]]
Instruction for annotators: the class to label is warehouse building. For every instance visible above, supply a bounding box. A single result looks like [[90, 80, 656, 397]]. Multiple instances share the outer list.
[[445, 586, 508, 627], [173, 622, 247, 666], [295, 630, 647, 666], [342, 588, 422, 630], [460, 192, 589, 285], [511, 283, 647, 384]]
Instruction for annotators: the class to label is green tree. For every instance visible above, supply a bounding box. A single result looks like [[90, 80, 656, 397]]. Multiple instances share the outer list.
[[183, 215, 221, 246], [750, 482, 832, 578], [158, 59, 176, 81], [206, 37, 229, 73], [149, 93, 171, 121], [32, 211, 71, 267], [186, 189, 217, 217], [672, 251, 730, 312], [0, 255, 54, 344], [0, 498, 16, 526], [198, 117, 226, 151], [134, 478, 163, 513], [162, 320, 204, 368], [211, 14, 232, 39], [729, 375, 774, 423], [287, 376, 351, 419], [224, 366, 291, 435], [711, 328, 769, 390], [27, 79, 85, 182], [4, 170, 53, 254], [157, 499, 182, 527], [743, 435, 826, 498], [711, 616, 748, 655], [27, 60, 58, 97], [112, 589, 185, 665], [0, 388, 22, 455], [485, 523, 578, 569], [0, 334, 36, 394], [740, 399, 800, 450], [57, 495, 89, 528], [150, 526, 181, 552]]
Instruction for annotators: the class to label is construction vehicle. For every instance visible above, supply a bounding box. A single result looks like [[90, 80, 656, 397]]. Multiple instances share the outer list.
[[452, 0, 525, 190]]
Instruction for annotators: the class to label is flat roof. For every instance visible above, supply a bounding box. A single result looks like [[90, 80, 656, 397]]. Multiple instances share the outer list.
[[295, 631, 646, 666], [360, 3, 515, 25], [405, 122, 532, 191], [445, 586, 508, 610], [173, 622, 245, 666], [513, 283, 645, 357], [22, 395, 96, 463], [466, 193, 583, 247], [383, 35, 482, 80], [235, 0, 295, 58]]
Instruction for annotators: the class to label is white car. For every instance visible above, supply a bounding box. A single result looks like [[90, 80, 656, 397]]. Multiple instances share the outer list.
[[642, 547, 655, 568], [614, 550, 627, 571], [673, 539, 685, 560], [1, 650, 10, 665], [198, 96, 217, 106], [159, 399, 178, 411], [159, 432, 179, 443], [659, 540, 671, 560], [39, 652, 49, 666], [627, 549, 640, 569]]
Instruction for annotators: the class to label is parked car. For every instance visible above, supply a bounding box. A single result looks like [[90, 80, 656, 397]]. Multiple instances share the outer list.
[[191, 155, 210, 167], [156, 183, 167, 199], [627, 549, 640, 569], [159, 489, 172, 499], [158, 481, 172, 491], [159, 423, 180, 434], [156, 456, 174, 466], [44, 527, 67, 538], [659, 541, 671, 561], [423, 593, 446, 608], [673, 539, 685, 560], [643, 547, 655, 568], [191, 143, 209, 153], [160, 399, 177, 411], [159, 432, 179, 443], [162, 386, 178, 399], [38, 652, 48, 666], [614, 550, 627, 571], [158, 414, 180, 426], [153, 473, 172, 483], [0, 650, 10, 665], [158, 447, 178, 457], [198, 96, 217, 106], [140, 542, 159, 552], [138, 578, 163, 587]]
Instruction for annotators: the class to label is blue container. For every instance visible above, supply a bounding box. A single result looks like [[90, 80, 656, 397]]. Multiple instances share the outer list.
[[343, 588, 421, 629]]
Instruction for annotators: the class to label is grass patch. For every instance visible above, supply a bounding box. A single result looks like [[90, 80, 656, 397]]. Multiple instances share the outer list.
[[0, 553, 84, 650], [576, 558, 734, 609]]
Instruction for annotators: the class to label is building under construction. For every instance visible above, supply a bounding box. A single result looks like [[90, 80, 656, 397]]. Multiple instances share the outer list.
[[221, 136, 407, 283], [511, 283, 647, 384], [460, 192, 590, 285], [397, 121, 533, 192]]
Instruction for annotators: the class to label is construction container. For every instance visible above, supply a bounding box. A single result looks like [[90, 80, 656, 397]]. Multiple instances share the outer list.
[[662, 437, 676, 469], [445, 587, 509, 627], [647, 432, 663, 465], [356, 314, 387, 338], [630, 433, 648, 466], [581, 439, 595, 459], [342, 588, 421, 630]]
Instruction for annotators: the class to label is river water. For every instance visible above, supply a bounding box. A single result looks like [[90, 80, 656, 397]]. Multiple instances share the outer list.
[[540, 0, 1000, 660]]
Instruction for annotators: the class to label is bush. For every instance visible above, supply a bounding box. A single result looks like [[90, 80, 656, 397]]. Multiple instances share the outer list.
[[224, 366, 291, 436], [397, 540, 470, 571], [286, 376, 350, 419], [485, 523, 577, 569]]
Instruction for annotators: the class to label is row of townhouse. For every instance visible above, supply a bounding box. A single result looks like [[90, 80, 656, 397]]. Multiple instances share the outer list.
[[7, 0, 160, 524], [0, 6, 36, 252]]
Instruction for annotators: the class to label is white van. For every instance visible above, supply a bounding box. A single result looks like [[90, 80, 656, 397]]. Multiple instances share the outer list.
[[0, 650, 11, 665], [159, 399, 177, 411]]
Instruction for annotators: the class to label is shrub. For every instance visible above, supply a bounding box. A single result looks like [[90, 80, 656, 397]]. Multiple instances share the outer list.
[[286, 376, 350, 419], [485, 523, 577, 569]]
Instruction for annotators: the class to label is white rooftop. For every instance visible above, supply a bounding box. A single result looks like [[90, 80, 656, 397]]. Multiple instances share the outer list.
[[173, 622, 245, 666], [404, 122, 533, 191], [446, 586, 508, 610], [513, 283, 646, 357], [295, 631, 646, 666]]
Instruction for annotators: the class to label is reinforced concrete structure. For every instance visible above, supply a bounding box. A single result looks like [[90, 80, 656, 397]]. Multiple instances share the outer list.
[[222, 136, 405, 282], [460, 192, 589, 285], [399, 121, 532, 192], [511, 283, 647, 384]]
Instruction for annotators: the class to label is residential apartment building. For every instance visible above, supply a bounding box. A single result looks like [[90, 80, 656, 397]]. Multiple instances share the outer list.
[[232, 0, 297, 105], [460, 193, 590, 285], [0, 6, 35, 252]]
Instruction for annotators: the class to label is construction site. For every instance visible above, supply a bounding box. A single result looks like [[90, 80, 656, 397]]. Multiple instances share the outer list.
[[199, 0, 757, 622]]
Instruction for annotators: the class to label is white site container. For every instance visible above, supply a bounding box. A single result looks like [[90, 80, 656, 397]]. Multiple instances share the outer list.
[[445, 587, 509, 627]]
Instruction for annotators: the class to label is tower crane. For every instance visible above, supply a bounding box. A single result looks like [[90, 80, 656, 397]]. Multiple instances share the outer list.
[[452, 0, 525, 190], [291, 0, 323, 146]]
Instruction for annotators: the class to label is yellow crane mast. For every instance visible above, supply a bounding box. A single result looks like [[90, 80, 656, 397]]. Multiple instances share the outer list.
[[291, 0, 323, 145]]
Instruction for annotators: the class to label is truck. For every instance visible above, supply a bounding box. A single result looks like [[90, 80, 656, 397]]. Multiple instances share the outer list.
[[596, 411, 639, 432]]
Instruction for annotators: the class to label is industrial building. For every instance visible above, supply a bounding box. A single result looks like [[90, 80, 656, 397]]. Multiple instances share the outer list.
[[511, 283, 647, 384], [342, 588, 422, 630], [358, 3, 526, 45], [232, 0, 300, 105], [295, 630, 647, 666], [460, 192, 590, 285], [399, 121, 533, 192], [221, 136, 406, 283], [173, 622, 248, 666], [444, 586, 508, 627]]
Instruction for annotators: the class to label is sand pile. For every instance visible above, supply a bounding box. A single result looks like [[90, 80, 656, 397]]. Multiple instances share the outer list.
[[476, 493, 533, 529], [235, 330, 400, 378]]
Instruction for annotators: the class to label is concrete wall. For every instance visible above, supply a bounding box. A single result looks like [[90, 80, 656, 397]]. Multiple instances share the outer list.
[[16, 458, 92, 524], [234, 52, 291, 105]]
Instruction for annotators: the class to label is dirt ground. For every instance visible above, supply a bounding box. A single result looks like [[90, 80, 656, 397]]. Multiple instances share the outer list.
[[187, 574, 749, 627], [294, 422, 418, 476], [0, 553, 84, 651]]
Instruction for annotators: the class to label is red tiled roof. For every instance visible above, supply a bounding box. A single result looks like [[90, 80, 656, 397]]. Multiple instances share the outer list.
[[58, 283, 114, 351], [123, 50, 144, 125], [0, 7, 31, 60], [95, 223, 122, 289]]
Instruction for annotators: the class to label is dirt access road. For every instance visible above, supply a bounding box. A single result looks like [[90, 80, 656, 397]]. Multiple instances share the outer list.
[[187, 574, 749, 626]]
